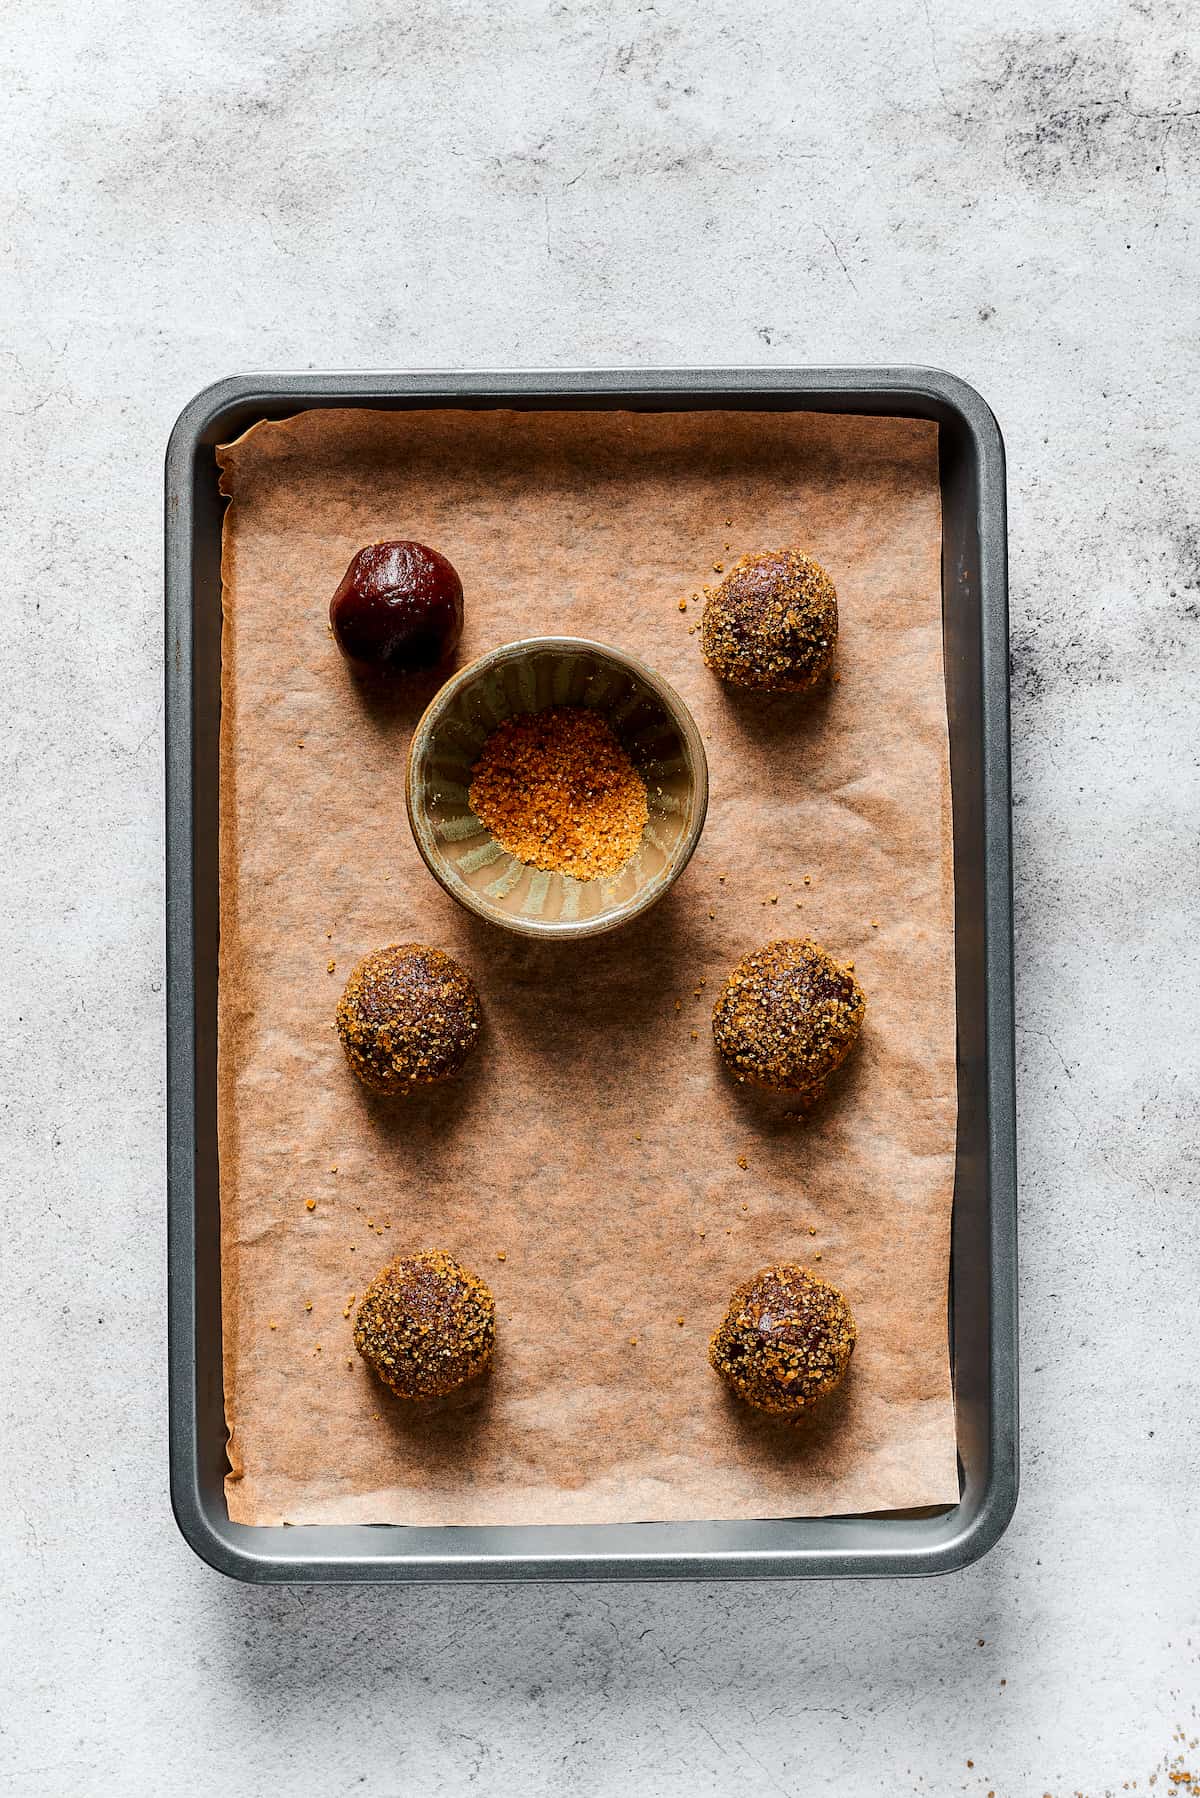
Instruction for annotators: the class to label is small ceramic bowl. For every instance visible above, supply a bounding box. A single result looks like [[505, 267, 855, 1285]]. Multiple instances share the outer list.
[[406, 637, 709, 939]]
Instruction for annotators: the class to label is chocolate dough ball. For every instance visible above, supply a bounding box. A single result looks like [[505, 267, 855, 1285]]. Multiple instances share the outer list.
[[354, 1251, 495, 1400], [709, 1264, 856, 1415], [712, 938, 865, 1104], [336, 944, 480, 1096], [701, 548, 837, 691], [329, 540, 464, 676]]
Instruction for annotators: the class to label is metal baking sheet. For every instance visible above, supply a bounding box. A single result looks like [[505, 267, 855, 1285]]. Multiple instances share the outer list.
[[165, 367, 1016, 1582]]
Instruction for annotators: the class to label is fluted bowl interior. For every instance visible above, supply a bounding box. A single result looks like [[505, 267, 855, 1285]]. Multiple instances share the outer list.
[[406, 638, 709, 939]]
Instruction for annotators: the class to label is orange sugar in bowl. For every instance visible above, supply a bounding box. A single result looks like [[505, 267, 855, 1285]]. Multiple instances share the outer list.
[[406, 637, 709, 940]]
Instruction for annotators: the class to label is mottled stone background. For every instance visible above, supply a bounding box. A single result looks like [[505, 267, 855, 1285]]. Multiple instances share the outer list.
[[1, 0, 1196, 1792]]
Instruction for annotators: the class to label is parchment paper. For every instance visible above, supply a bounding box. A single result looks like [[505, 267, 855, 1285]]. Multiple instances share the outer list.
[[216, 406, 958, 1526]]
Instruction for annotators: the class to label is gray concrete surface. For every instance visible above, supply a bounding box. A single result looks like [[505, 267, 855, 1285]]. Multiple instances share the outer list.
[[3, 0, 1198, 1791]]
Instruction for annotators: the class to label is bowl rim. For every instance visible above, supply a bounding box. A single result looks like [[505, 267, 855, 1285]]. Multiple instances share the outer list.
[[405, 635, 710, 939]]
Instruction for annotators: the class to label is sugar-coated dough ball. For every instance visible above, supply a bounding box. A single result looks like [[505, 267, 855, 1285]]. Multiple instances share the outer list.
[[712, 938, 865, 1104], [701, 548, 837, 692], [709, 1264, 856, 1415], [336, 944, 480, 1096], [354, 1252, 496, 1400]]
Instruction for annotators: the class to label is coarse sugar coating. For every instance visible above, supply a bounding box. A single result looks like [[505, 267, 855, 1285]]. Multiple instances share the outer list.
[[709, 1264, 856, 1415], [712, 938, 865, 1103], [354, 1251, 496, 1400], [701, 547, 837, 691], [468, 704, 648, 882], [336, 944, 480, 1096]]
